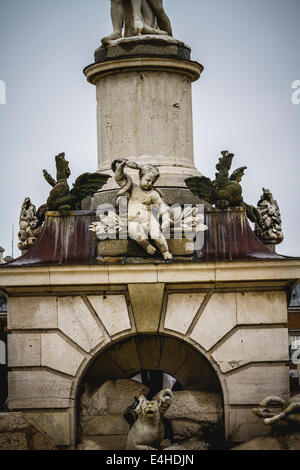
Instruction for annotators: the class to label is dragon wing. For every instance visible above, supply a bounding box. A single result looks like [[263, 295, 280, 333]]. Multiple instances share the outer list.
[[71, 173, 111, 202], [185, 176, 216, 203], [230, 166, 247, 182]]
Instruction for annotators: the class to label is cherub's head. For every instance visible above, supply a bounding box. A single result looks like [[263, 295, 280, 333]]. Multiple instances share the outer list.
[[139, 165, 160, 190]]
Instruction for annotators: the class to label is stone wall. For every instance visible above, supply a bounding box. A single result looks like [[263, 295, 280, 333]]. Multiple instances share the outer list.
[[4, 273, 290, 447]]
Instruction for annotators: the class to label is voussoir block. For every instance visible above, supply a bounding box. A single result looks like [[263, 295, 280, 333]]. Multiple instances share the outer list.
[[58, 296, 105, 352]]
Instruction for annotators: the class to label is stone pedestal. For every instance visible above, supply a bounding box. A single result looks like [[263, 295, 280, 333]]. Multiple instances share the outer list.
[[84, 36, 203, 189]]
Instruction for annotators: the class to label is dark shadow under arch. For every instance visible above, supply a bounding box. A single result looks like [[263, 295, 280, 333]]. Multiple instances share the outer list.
[[78, 333, 223, 397]]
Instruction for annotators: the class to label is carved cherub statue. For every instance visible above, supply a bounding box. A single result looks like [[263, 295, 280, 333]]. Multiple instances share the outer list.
[[112, 158, 172, 260]]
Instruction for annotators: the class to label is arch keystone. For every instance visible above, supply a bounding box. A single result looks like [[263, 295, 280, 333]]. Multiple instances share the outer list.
[[128, 283, 165, 332]]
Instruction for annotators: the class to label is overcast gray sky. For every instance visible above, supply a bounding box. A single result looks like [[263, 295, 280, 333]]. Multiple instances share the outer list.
[[0, 0, 299, 258]]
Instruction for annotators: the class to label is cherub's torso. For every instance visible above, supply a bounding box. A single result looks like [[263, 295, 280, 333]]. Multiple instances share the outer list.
[[128, 184, 160, 222]]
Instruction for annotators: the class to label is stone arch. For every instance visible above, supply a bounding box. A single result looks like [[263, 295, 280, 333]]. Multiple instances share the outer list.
[[76, 333, 224, 395], [73, 332, 227, 449]]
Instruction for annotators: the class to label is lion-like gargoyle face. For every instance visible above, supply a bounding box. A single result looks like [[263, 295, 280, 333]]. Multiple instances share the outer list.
[[135, 389, 173, 420], [135, 396, 160, 419]]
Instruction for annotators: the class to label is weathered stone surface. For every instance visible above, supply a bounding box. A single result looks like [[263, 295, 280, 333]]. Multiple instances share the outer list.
[[8, 333, 41, 367], [98, 239, 145, 257], [0, 431, 28, 450], [41, 333, 85, 376], [171, 419, 200, 439], [107, 337, 141, 377], [165, 391, 223, 424], [137, 335, 161, 370], [8, 297, 57, 330], [95, 36, 191, 63], [91, 67, 202, 188], [8, 371, 72, 409], [174, 349, 220, 392], [128, 283, 165, 332], [0, 413, 29, 432], [82, 415, 129, 436], [58, 296, 105, 352], [0, 413, 57, 450], [88, 295, 131, 336], [24, 411, 70, 447], [86, 352, 128, 384], [167, 238, 195, 256], [99, 379, 148, 416], [212, 328, 289, 373], [237, 291, 287, 325], [165, 438, 209, 451], [228, 408, 269, 443], [31, 431, 57, 450], [190, 293, 237, 351], [232, 429, 300, 450], [164, 293, 206, 335], [231, 436, 283, 451], [159, 337, 192, 376], [77, 435, 127, 451], [80, 379, 149, 421], [226, 365, 290, 404], [286, 432, 300, 450]]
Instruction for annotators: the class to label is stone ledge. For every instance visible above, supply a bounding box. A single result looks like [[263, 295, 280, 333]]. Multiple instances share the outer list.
[[84, 56, 203, 84], [94, 35, 192, 63], [0, 259, 300, 291]]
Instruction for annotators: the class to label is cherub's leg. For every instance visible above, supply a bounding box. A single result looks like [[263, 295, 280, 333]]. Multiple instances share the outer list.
[[128, 221, 156, 255], [148, 0, 173, 36], [101, 0, 124, 45], [149, 218, 172, 260]]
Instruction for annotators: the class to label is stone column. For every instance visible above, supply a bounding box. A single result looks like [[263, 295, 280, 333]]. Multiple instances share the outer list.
[[84, 36, 203, 189]]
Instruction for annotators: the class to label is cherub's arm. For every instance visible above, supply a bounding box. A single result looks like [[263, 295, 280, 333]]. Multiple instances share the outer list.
[[112, 158, 134, 199], [152, 190, 170, 230], [113, 159, 128, 188]]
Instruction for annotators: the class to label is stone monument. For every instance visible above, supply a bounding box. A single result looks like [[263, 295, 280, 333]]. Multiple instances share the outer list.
[[0, 3, 299, 451]]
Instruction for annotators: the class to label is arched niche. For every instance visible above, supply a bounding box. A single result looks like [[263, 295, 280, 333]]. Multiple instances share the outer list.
[[79, 334, 222, 396], [75, 334, 225, 450]]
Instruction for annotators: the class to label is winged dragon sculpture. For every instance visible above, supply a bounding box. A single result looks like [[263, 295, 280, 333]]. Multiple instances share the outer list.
[[185, 150, 261, 225]]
